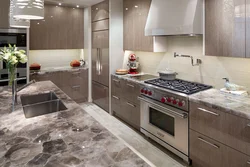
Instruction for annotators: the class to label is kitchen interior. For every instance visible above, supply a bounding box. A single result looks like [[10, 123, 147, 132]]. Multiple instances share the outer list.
[[0, 0, 250, 167]]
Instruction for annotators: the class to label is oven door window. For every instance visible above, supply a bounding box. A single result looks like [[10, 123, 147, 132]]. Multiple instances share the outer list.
[[149, 107, 175, 136]]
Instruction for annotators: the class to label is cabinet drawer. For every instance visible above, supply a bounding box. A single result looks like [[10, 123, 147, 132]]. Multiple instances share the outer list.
[[190, 130, 250, 167], [122, 80, 140, 103], [190, 102, 250, 156], [111, 94, 121, 113], [111, 76, 123, 95], [121, 100, 140, 130]]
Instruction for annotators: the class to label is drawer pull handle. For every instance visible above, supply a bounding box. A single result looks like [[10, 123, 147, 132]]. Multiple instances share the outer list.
[[72, 85, 80, 89], [198, 137, 219, 149], [112, 96, 120, 100], [247, 161, 250, 165], [126, 102, 136, 108], [72, 72, 81, 75], [247, 123, 250, 127], [198, 108, 219, 116], [127, 84, 135, 88], [112, 79, 120, 83]]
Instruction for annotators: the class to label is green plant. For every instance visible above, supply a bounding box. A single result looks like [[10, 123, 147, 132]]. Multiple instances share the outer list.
[[0, 44, 27, 86]]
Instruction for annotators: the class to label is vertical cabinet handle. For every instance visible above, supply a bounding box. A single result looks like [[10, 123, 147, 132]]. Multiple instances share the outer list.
[[198, 137, 219, 149], [198, 108, 220, 116]]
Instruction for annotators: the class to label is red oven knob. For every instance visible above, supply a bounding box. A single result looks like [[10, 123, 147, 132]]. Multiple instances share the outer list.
[[167, 97, 172, 103], [173, 100, 177, 105], [178, 101, 185, 107], [144, 90, 148, 94], [161, 97, 166, 103], [148, 91, 152, 96], [141, 88, 145, 93]]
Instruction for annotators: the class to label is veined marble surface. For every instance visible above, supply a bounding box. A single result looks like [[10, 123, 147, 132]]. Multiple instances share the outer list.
[[0, 81, 150, 167], [189, 89, 250, 120]]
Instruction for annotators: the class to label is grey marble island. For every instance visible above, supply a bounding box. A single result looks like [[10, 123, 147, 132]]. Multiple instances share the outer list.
[[0, 81, 150, 167]]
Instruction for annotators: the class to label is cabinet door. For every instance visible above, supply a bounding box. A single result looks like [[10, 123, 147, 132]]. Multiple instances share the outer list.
[[190, 130, 250, 167], [30, 5, 84, 50], [92, 81, 109, 112], [190, 130, 224, 167], [205, 0, 245, 57], [123, 0, 153, 52], [247, 0, 250, 58], [92, 30, 109, 49], [0, 0, 10, 29], [91, 0, 109, 22]]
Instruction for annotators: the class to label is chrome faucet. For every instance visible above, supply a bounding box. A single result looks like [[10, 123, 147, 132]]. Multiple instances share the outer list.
[[12, 79, 36, 112], [174, 52, 202, 66]]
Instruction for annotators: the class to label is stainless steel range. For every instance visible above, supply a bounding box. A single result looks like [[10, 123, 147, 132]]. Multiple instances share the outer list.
[[138, 78, 212, 163]]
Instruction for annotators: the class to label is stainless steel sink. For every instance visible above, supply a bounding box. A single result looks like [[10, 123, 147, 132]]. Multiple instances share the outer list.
[[20, 92, 67, 118]]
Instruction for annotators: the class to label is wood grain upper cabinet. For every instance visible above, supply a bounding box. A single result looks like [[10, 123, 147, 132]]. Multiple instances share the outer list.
[[91, 0, 109, 22], [123, 0, 153, 52], [0, 0, 10, 29], [205, 0, 246, 57], [246, 0, 250, 58], [30, 5, 84, 50]]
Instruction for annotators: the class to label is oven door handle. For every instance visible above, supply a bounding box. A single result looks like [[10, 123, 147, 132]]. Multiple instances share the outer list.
[[138, 96, 188, 119]]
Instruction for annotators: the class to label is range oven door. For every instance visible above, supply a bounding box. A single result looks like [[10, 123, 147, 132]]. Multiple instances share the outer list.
[[139, 96, 189, 157]]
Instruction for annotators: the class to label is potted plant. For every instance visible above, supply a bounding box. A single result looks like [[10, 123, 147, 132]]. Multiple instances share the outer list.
[[0, 44, 28, 86]]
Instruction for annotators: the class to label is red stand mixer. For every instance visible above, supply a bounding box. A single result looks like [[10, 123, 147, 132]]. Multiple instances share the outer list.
[[127, 54, 139, 74]]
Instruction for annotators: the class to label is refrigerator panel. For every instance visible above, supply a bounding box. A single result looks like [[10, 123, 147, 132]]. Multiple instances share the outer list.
[[100, 48, 109, 87], [92, 81, 109, 112], [92, 48, 100, 83]]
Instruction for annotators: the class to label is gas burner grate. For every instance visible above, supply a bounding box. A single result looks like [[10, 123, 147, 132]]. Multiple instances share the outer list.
[[145, 79, 212, 95]]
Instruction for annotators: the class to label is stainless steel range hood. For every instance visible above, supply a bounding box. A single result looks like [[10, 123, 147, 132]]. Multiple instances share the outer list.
[[145, 0, 203, 36]]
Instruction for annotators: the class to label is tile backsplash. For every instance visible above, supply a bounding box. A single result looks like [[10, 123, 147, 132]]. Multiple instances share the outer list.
[[29, 49, 84, 69], [124, 36, 250, 91]]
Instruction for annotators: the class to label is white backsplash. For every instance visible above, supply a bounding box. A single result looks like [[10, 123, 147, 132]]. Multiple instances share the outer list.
[[29, 49, 84, 69], [124, 36, 250, 91]]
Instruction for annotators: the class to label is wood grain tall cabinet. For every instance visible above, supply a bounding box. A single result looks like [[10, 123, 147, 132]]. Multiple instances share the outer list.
[[123, 0, 153, 52], [247, 0, 250, 58], [91, 0, 110, 112], [30, 5, 84, 50], [0, 0, 10, 29], [205, 0, 246, 57]]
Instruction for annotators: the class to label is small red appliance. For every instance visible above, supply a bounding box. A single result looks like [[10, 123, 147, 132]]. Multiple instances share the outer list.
[[127, 54, 139, 74]]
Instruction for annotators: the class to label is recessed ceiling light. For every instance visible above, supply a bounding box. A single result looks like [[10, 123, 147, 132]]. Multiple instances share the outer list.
[[135, 5, 138, 8], [51, 16, 53, 18], [76, 5, 79, 8], [37, 22, 39, 25], [59, 3, 61, 6], [96, 8, 98, 10]]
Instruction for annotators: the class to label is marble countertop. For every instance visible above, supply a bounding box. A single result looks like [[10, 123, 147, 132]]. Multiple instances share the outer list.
[[30, 66, 88, 75], [0, 81, 150, 167], [189, 89, 250, 120], [112, 74, 250, 120]]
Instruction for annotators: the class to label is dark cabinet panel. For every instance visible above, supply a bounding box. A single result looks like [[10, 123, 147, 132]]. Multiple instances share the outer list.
[[205, 0, 245, 57], [30, 5, 84, 50], [0, 0, 10, 29], [91, 0, 109, 22], [190, 130, 250, 167], [123, 0, 153, 52], [92, 81, 109, 112]]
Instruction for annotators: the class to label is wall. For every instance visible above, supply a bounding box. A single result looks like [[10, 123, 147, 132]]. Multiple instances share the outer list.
[[29, 49, 84, 69], [124, 36, 250, 91]]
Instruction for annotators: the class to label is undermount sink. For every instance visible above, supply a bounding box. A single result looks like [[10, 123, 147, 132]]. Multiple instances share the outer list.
[[20, 92, 67, 118]]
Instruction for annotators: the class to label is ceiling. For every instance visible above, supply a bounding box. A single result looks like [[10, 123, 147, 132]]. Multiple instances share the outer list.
[[45, 0, 104, 8]]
